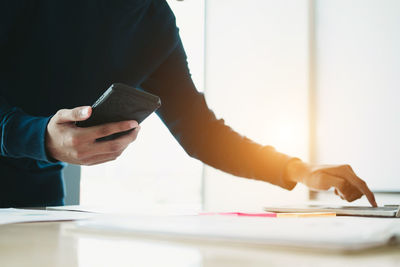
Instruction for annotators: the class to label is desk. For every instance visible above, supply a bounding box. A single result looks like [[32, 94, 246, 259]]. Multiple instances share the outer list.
[[0, 221, 399, 267]]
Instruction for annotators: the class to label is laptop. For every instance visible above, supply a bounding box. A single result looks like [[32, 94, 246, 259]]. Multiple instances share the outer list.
[[264, 204, 400, 218]]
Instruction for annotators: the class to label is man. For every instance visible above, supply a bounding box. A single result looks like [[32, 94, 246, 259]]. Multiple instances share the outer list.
[[0, 0, 376, 207]]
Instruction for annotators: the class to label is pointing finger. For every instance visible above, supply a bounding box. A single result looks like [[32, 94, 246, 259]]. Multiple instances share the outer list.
[[323, 165, 377, 207]]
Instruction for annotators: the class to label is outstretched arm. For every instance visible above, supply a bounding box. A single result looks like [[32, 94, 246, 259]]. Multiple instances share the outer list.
[[141, 39, 377, 207], [141, 40, 296, 190]]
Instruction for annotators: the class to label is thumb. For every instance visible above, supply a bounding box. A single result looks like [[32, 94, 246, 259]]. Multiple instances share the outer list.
[[55, 106, 92, 123]]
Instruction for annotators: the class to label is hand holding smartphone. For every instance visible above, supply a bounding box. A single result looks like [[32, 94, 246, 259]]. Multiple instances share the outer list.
[[76, 83, 161, 141]]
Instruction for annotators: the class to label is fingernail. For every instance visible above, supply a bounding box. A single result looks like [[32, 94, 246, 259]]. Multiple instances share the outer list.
[[129, 121, 138, 128], [80, 107, 90, 118]]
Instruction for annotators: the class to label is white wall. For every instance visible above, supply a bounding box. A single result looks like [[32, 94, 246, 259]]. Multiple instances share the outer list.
[[315, 0, 400, 191], [203, 0, 310, 211]]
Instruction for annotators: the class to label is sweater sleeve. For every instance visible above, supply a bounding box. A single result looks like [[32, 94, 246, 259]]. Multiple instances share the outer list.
[[141, 40, 297, 190], [0, 96, 53, 162]]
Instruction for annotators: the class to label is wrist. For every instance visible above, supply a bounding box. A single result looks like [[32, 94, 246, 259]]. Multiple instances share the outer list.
[[285, 158, 308, 184], [44, 117, 60, 163]]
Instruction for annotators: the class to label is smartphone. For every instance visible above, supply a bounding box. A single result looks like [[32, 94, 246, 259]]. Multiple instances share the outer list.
[[76, 83, 161, 141]]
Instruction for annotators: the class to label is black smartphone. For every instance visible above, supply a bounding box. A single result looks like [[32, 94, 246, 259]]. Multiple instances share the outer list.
[[76, 83, 161, 141]]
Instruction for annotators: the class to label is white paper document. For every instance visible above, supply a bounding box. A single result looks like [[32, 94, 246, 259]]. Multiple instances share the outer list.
[[46, 205, 199, 216], [0, 208, 93, 225], [77, 214, 400, 251]]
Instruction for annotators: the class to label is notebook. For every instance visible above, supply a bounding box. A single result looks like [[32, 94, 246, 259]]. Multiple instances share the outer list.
[[264, 205, 400, 218]]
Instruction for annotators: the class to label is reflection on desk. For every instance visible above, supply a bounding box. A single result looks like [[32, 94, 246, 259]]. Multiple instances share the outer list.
[[0, 219, 399, 267]]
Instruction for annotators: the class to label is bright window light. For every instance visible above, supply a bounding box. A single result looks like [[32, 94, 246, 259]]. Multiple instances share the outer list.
[[80, 0, 205, 211]]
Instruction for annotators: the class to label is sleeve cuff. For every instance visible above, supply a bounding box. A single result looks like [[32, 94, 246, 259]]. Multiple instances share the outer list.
[[2, 109, 55, 163], [258, 146, 298, 190], [37, 116, 58, 163]]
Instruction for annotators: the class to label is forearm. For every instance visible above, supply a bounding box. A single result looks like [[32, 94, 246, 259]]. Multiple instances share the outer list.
[[141, 40, 297, 190], [168, 93, 296, 189], [184, 110, 297, 190], [0, 96, 52, 161]]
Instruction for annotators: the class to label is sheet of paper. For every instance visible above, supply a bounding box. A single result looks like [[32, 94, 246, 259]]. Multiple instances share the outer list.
[[0, 208, 94, 225], [46, 205, 108, 213], [77, 214, 400, 251], [199, 212, 336, 218], [47, 205, 199, 216]]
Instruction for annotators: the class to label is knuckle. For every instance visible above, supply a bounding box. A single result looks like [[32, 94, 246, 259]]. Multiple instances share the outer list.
[[348, 165, 354, 172], [338, 164, 347, 170], [56, 109, 66, 119], [65, 138, 74, 147], [347, 193, 360, 202], [342, 164, 352, 171], [74, 150, 86, 161], [69, 136, 81, 147], [64, 133, 77, 146], [355, 192, 363, 199], [74, 108, 83, 118], [73, 151, 82, 160], [72, 110, 80, 120], [70, 150, 80, 160], [109, 142, 123, 152], [98, 126, 111, 137]]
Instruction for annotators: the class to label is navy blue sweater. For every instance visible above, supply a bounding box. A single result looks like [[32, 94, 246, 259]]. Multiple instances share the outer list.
[[0, 0, 295, 207]]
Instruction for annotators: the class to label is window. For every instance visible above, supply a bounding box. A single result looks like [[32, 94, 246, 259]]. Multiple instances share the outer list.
[[203, 0, 309, 210], [80, 0, 205, 211]]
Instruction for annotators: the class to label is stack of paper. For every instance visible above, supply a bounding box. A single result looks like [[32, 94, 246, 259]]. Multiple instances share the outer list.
[[76, 214, 400, 251]]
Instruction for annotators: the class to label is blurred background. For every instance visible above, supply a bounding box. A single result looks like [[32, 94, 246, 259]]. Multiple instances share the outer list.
[[65, 0, 399, 211]]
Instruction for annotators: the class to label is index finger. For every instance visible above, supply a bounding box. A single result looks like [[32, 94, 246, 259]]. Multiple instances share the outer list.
[[323, 165, 377, 207], [346, 170, 377, 208], [76, 120, 138, 141]]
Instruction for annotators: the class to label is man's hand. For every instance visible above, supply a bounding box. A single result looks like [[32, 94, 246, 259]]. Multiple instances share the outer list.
[[46, 106, 140, 165], [286, 160, 377, 207]]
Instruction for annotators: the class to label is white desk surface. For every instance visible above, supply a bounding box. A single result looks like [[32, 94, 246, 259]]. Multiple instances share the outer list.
[[0, 220, 399, 267]]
